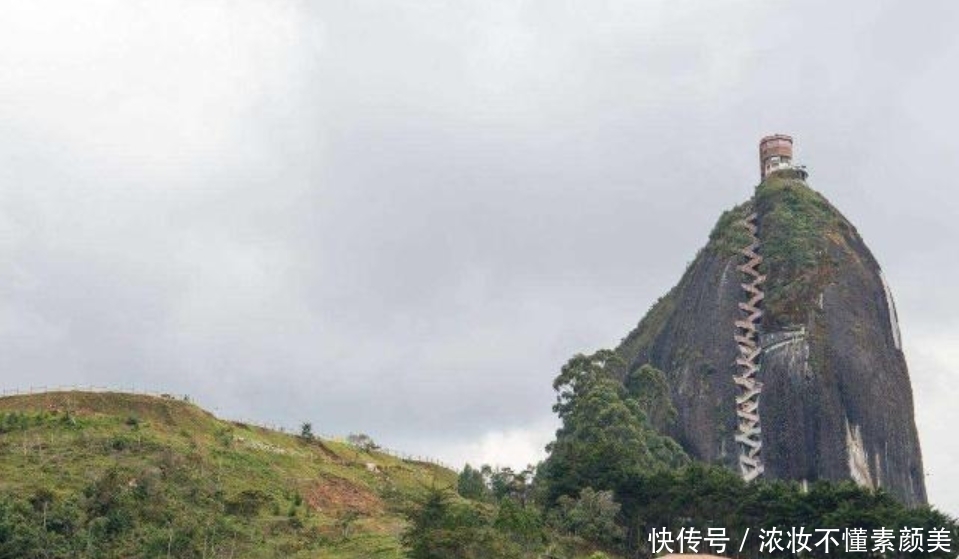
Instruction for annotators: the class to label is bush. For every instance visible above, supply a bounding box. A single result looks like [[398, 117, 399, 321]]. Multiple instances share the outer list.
[[225, 489, 272, 517], [299, 422, 314, 441]]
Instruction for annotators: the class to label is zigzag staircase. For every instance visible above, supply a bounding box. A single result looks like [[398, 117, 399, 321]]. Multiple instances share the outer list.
[[734, 211, 765, 481]]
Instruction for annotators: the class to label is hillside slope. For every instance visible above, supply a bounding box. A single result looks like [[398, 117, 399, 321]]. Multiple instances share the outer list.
[[0, 391, 455, 558], [614, 173, 926, 506]]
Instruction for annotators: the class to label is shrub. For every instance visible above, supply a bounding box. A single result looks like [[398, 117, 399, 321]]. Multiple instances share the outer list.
[[225, 489, 272, 517]]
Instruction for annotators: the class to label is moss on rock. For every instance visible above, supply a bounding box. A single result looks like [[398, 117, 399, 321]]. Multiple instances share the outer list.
[[755, 176, 845, 327]]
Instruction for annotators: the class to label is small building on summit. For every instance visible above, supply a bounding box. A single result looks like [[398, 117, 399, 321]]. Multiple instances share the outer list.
[[759, 134, 807, 180]]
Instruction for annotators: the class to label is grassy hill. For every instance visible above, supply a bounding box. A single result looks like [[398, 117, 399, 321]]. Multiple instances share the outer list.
[[0, 391, 456, 558]]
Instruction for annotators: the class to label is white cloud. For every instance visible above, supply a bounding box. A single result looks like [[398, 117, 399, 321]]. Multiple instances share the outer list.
[[428, 418, 559, 472]]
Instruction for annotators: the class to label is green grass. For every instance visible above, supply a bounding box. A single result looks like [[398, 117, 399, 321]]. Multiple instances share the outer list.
[[708, 200, 754, 257], [0, 391, 456, 558]]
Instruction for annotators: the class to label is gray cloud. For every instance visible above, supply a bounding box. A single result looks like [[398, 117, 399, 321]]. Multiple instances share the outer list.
[[2, 0, 957, 514]]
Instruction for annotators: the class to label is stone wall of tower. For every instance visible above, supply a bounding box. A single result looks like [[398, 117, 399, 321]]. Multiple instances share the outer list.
[[760, 134, 794, 179]]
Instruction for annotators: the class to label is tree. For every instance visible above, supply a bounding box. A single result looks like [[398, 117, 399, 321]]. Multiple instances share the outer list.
[[401, 487, 522, 559], [488, 465, 536, 505], [347, 433, 378, 452], [624, 364, 676, 431], [299, 422, 314, 441], [537, 351, 688, 507], [494, 498, 544, 552], [457, 464, 489, 501], [488, 468, 516, 502], [549, 487, 623, 548]]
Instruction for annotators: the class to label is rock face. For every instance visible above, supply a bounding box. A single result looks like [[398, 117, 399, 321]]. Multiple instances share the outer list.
[[615, 173, 927, 505]]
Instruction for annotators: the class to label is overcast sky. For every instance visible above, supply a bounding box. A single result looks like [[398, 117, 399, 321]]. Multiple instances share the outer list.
[[1, 0, 957, 516]]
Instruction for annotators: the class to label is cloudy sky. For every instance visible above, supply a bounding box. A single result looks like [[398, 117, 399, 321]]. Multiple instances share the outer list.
[[2, 1, 957, 515]]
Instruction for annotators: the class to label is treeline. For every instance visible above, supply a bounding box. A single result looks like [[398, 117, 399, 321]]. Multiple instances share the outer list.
[[403, 350, 958, 559]]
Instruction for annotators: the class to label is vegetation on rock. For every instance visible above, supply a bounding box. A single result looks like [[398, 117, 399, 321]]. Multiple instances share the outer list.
[[614, 291, 677, 368], [708, 200, 754, 257], [754, 176, 849, 327]]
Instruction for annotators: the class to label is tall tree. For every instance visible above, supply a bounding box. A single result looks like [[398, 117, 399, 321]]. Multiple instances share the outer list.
[[457, 464, 488, 501], [624, 364, 676, 432], [537, 350, 688, 506]]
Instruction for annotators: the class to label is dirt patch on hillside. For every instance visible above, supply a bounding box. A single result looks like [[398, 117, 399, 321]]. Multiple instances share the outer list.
[[305, 476, 383, 515]]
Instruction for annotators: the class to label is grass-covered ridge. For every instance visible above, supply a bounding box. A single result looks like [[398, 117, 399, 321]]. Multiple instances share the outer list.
[[0, 391, 455, 559], [708, 200, 754, 257]]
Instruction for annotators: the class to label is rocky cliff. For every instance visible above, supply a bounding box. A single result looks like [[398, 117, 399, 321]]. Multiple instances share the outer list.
[[615, 171, 927, 505]]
